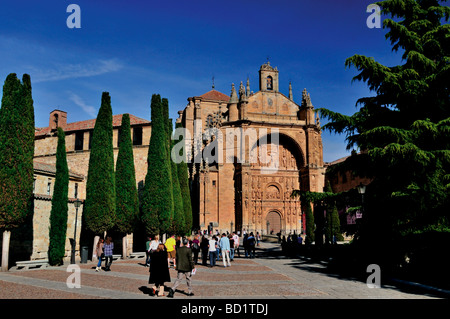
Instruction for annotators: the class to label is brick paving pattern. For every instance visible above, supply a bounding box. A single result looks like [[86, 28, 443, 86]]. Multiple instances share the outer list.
[[0, 242, 443, 299]]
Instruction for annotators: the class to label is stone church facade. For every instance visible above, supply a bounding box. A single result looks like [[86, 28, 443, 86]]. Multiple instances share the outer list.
[[22, 62, 324, 262], [177, 62, 325, 235]]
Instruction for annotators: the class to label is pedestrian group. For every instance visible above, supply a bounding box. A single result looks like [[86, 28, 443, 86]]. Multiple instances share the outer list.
[[93, 230, 260, 298]]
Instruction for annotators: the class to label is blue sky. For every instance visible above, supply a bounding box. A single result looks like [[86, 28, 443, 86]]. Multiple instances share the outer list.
[[0, 0, 403, 162]]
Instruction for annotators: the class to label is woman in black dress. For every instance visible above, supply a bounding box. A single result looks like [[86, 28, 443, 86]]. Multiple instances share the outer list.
[[148, 243, 171, 297]]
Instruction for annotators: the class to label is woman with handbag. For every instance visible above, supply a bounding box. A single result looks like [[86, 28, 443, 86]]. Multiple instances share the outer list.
[[148, 243, 171, 297], [95, 238, 104, 272]]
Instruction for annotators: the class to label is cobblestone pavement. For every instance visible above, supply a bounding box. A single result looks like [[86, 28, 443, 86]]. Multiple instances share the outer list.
[[0, 242, 444, 300]]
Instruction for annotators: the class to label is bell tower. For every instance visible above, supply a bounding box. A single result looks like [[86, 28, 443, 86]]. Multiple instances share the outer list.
[[259, 61, 279, 92]]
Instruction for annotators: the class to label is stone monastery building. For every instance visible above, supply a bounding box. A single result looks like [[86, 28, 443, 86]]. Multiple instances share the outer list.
[[177, 62, 325, 235], [31, 62, 325, 259]]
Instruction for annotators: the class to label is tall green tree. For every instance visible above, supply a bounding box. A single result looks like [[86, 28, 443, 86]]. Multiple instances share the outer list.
[[48, 127, 69, 265], [318, 0, 450, 248], [169, 120, 185, 235], [84, 92, 116, 238], [176, 123, 193, 235], [141, 95, 173, 236], [115, 114, 139, 257], [0, 74, 34, 271], [162, 98, 175, 233]]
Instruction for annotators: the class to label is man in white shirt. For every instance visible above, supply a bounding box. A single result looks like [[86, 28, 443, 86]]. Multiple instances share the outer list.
[[208, 236, 218, 267]]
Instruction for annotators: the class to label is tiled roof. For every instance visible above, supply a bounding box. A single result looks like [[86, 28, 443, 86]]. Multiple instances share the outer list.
[[197, 89, 229, 102], [35, 113, 150, 137], [325, 155, 351, 166], [33, 160, 84, 180]]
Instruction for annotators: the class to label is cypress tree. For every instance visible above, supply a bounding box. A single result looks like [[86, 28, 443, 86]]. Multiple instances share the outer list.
[[141, 95, 173, 236], [48, 127, 69, 266], [176, 123, 193, 235], [169, 120, 185, 235], [84, 92, 116, 237], [161, 98, 175, 219], [0, 74, 35, 271], [115, 114, 139, 256]]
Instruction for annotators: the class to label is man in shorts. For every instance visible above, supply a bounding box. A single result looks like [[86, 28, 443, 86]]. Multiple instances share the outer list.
[[165, 234, 177, 268]]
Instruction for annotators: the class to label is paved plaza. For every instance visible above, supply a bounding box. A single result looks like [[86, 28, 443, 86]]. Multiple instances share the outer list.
[[0, 242, 446, 300]]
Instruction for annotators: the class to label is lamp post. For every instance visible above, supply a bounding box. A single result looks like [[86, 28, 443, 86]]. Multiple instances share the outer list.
[[266, 220, 270, 235], [230, 221, 234, 234], [357, 183, 366, 223], [357, 183, 366, 206], [71, 199, 82, 264]]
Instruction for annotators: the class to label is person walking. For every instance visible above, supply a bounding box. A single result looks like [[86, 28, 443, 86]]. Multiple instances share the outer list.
[[200, 235, 209, 266], [228, 234, 235, 261], [167, 238, 195, 298], [148, 243, 171, 297], [219, 233, 231, 267], [191, 234, 200, 265], [103, 236, 114, 271], [208, 236, 218, 267], [243, 233, 249, 258], [145, 236, 152, 267], [247, 232, 256, 258], [147, 235, 160, 265], [95, 238, 104, 272], [232, 232, 240, 258], [216, 235, 221, 262], [165, 234, 177, 269]]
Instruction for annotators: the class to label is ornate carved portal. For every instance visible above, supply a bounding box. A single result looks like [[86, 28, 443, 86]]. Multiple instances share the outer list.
[[243, 135, 303, 235]]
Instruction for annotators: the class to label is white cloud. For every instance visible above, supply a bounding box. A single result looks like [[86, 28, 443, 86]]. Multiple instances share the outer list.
[[30, 59, 123, 83], [68, 92, 97, 118]]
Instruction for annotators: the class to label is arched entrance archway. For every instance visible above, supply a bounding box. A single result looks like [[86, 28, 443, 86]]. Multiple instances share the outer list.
[[266, 211, 282, 234]]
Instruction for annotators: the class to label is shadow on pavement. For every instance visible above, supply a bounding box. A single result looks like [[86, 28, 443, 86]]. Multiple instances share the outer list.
[[253, 242, 449, 299]]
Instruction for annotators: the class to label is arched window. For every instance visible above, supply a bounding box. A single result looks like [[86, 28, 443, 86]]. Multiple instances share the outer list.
[[53, 114, 59, 127], [266, 76, 273, 90]]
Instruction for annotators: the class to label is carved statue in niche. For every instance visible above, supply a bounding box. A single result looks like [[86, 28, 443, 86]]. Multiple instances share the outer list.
[[266, 185, 280, 200]]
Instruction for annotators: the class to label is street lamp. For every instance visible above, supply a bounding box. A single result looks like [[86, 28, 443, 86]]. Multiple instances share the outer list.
[[71, 199, 82, 264], [357, 183, 366, 223], [230, 221, 234, 234], [266, 220, 270, 235], [357, 183, 366, 196]]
